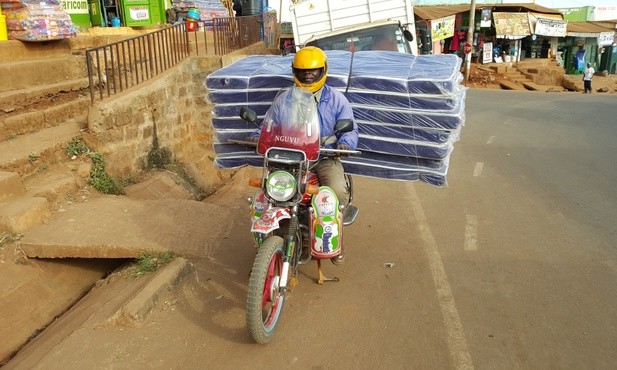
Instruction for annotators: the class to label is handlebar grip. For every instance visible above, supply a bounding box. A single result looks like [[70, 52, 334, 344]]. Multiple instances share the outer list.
[[320, 148, 362, 156]]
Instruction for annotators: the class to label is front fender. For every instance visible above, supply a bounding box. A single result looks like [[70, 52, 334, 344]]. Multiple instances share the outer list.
[[251, 207, 291, 234]]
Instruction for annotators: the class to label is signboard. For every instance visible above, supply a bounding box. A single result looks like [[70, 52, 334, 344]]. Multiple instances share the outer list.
[[598, 32, 616, 47], [60, 0, 89, 15], [534, 18, 567, 37], [480, 9, 492, 28], [493, 12, 531, 38], [483, 42, 493, 64], [431, 15, 455, 42]]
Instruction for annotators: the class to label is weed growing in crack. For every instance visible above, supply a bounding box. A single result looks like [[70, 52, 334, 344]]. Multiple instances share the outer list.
[[132, 250, 175, 277], [67, 137, 90, 157], [88, 152, 124, 195]]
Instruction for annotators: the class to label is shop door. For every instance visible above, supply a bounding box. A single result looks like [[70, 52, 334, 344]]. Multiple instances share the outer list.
[[89, 0, 104, 26]]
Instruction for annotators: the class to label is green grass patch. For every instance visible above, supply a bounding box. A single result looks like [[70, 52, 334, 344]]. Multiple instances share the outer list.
[[67, 137, 90, 157], [88, 152, 124, 195], [132, 250, 175, 277]]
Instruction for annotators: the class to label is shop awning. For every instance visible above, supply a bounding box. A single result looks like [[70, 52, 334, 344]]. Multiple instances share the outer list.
[[566, 21, 616, 45], [493, 12, 531, 39], [414, 3, 561, 21], [529, 12, 567, 37]]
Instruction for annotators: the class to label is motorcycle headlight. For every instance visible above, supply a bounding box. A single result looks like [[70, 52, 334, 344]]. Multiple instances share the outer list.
[[266, 171, 296, 202]]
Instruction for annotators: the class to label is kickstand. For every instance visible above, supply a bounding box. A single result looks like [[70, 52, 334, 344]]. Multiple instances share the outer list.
[[317, 259, 339, 285]]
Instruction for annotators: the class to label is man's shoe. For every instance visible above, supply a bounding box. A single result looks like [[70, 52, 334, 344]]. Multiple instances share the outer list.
[[331, 253, 345, 265]]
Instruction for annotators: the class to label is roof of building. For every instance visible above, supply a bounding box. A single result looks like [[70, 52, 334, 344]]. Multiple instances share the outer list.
[[414, 3, 562, 20], [567, 21, 616, 33]]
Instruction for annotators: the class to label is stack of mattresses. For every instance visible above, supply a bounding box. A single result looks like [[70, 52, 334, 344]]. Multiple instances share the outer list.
[[205, 51, 467, 186]]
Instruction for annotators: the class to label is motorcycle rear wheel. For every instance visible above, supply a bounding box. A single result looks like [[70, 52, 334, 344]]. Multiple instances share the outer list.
[[246, 236, 286, 344]]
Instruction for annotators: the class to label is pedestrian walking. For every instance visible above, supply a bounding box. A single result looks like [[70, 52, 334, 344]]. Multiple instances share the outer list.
[[583, 63, 595, 93]]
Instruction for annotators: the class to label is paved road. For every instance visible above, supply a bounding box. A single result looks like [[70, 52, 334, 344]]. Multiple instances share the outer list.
[[8, 90, 617, 369]]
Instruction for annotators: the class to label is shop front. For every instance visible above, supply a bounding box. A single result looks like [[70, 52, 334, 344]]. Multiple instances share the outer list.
[[87, 0, 166, 28], [560, 22, 616, 74]]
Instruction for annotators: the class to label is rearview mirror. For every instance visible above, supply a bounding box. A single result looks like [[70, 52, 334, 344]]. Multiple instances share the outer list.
[[334, 119, 354, 134], [403, 29, 414, 42], [240, 107, 257, 123]]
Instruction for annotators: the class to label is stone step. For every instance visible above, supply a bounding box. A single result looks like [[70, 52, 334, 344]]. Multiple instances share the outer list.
[[0, 77, 90, 114], [24, 161, 91, 205], [0, 55, 87, 93], [0, 195, 50, 233], [0, 120, 82, 176], [0, 98, 89, 142], [499, 80, 527, 91], [0, 171, 23, 202]]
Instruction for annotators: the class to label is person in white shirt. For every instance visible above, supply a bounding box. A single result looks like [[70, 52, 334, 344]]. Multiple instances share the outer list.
[[583, 63, 595, 94]]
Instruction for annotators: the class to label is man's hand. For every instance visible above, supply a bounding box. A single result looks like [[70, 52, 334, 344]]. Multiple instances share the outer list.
[[337, 143, 351, 157], [246, 136, 259, 143]]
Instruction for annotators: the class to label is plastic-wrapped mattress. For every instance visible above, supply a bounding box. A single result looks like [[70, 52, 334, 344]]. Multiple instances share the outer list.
[[213, 150, 450, 186], [205, 50, 467, 186]]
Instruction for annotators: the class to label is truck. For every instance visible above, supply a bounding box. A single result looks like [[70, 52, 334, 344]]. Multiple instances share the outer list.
[[286, 0, 418, 55]]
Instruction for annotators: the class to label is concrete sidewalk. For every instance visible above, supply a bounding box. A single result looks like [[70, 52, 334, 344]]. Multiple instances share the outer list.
[[1, 171, 244, 365]]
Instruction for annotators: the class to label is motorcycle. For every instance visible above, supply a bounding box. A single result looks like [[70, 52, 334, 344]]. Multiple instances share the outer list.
[[235, 87, 360, 344]]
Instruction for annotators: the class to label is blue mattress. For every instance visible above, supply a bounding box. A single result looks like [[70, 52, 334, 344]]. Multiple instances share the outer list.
[[213, 150, 450, 187], [206, 51, 467, 185], [213, 123, 458, 145], [351, 95, 465, 130]]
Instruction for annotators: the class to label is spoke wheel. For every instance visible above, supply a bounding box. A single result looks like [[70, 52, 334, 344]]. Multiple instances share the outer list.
[[246, 236, 285, 344]]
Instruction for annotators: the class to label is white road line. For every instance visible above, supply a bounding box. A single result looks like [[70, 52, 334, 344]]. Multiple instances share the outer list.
[[464, 215, 478, 251], [406, 183, 475, 369], [473, 162, 484, 177], [486, 136, 496, 144]]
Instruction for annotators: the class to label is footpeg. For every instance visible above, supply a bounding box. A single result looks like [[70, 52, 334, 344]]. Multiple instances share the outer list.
[[343, 205, 359, 226]]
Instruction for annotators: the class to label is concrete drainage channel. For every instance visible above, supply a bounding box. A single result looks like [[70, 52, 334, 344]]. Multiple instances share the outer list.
[[2, 246, 193, 366]]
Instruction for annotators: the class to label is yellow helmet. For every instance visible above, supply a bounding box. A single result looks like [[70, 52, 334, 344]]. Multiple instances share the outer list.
[[292, 46, 328, 93]]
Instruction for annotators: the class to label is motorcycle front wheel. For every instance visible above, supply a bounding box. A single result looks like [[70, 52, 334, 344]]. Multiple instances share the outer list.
[[246, 235, 286, 344]]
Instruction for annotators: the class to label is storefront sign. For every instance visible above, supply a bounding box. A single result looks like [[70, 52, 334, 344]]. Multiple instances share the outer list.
[[480, 9, 492, 28], [129, 7, 149, 21], [598, 32, 615, 46], [594, 6, 617, 22], [483, 41, 493, 64], [492, 12, 531, 38], [60, 0, 89, 15], [534, 18, 567, 37], [431, 15, 455, 42]]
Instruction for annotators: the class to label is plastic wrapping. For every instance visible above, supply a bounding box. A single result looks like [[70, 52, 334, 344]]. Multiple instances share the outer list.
[[2, 0, 76, 41], [205, 50, 467, 186]]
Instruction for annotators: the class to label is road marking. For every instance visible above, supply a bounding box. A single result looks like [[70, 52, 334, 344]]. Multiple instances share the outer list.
[[486, 136, 496, 144], [473, 162, 484, 177], [464, 215, 478, 251], [406, 183, 475, 369]]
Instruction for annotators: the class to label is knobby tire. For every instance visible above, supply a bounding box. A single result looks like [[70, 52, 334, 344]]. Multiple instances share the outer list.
[[246, 236, 286, 344]]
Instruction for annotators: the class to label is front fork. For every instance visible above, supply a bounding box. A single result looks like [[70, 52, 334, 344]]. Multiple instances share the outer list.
[[279, 209, 299, 291]]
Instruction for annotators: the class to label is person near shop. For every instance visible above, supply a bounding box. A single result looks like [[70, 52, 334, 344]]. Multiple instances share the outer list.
[[583, 63, 595, 94], [233, 0, 242, 17]]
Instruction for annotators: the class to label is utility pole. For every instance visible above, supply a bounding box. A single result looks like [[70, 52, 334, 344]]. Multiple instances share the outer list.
[[465, 0, 477, 83]]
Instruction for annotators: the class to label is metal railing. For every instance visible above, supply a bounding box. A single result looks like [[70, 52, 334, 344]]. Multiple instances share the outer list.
[[212, 14, 261, 55], [86, 23, 190, 104]]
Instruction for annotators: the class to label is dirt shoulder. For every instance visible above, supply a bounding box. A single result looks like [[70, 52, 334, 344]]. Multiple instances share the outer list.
[[466, 63, 617, 93]]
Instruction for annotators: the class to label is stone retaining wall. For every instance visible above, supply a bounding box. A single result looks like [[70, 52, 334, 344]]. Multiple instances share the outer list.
[[85, 42, 276, 194]]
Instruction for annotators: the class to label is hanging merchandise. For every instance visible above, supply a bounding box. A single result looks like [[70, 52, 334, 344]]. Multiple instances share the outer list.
[[1, 0, 76, 41], [171, 0, 228, 29]]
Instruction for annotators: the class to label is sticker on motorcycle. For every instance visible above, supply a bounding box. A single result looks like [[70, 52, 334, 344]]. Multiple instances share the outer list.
[[251, 207, 291, 234]]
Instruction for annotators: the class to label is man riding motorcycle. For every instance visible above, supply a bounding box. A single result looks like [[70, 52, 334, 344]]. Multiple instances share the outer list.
[[249, 46, 359, 264]]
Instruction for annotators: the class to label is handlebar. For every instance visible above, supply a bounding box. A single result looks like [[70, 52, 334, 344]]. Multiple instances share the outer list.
[[228, 139, 361, 157], [320, 148, 362, 157]]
